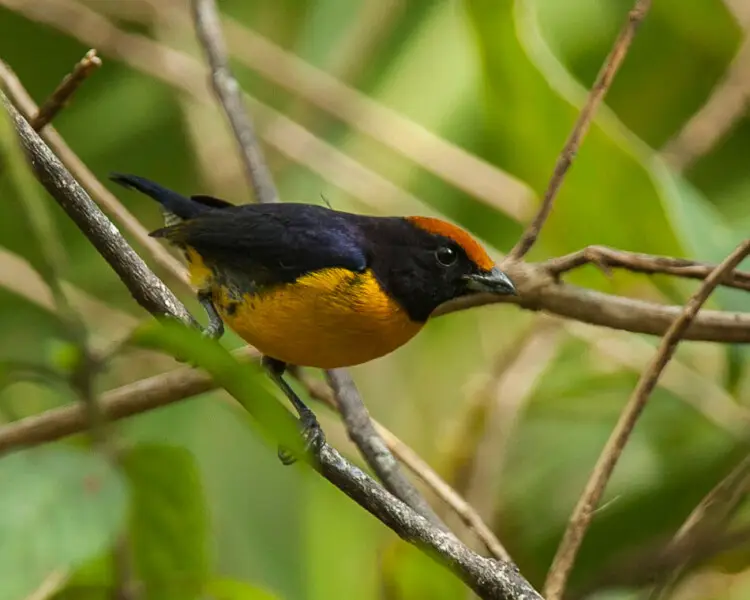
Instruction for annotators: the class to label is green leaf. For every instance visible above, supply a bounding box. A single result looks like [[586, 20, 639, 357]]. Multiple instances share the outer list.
[[206, 578, 280, 600], [121, 443, 208, 600], [0, 446, 128, 600], [128, 319, 303, 458]]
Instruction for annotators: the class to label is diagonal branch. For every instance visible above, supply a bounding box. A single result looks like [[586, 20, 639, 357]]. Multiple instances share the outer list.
[[1, 87, 541, 600], [189, 0, 445, 529], [508, 0, 653, 260], [324, 369, 447, 530], [542, 238, 750, 600], [190, 0, 278, 204], [1, 92, 194, 326]]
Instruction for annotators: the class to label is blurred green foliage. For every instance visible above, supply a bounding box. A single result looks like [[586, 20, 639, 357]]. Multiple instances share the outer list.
[[2, 0, 750, 599]]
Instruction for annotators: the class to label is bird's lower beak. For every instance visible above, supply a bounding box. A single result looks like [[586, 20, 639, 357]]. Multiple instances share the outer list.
[[464, 267, 517, 295]]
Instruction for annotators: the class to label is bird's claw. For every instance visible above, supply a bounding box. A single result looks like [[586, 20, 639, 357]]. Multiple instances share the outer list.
[[278, 415, 326, 466]]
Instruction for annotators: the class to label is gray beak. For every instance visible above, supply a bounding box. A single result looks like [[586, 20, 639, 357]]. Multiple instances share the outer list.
[[464, 267, 517, 295]]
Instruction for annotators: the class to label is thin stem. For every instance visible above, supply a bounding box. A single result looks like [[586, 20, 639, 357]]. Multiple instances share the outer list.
[[190, 0, 279, 204], [30, 49, 101, 130], [508, 0, 653, 260]]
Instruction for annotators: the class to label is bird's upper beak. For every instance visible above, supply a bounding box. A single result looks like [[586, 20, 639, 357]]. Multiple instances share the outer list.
[[464, 266, 517, 295]]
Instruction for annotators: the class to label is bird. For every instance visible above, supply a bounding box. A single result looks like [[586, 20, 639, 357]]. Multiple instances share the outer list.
[[110, 173, 517, 462]]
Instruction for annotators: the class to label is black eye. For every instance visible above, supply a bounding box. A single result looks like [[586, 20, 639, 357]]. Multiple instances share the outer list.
[[435, 246, 457, 267]]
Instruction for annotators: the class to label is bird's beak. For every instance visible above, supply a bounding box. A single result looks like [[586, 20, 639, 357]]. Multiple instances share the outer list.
[[464, 267, 517, 295]]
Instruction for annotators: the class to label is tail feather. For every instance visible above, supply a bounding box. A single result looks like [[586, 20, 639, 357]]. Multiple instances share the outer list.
[[109, 173, 209, 221]]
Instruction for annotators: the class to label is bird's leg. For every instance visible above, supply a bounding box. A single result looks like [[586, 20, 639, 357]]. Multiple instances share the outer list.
[[262, 356, 325, 465], [198, 289, 224, 339]]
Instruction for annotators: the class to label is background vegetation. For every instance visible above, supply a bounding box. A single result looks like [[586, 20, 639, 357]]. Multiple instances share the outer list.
[[1, 0, 750, 599]]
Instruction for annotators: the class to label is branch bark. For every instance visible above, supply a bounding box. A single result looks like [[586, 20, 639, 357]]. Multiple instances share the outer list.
[[1, 92, 194, 326], [325, 369, 447, 530]]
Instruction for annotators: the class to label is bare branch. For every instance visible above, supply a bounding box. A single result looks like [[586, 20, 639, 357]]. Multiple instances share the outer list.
[[509, 0, 653, 260], [30, 49, 101, 130], [325, 369, 447, 530], [436, 259, 750, 343], [544, 245, 750, 292], [543, 238, 750, 600], [190, 0, 278, 204]]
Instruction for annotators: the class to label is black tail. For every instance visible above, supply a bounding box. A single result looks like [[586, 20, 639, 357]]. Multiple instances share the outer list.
[[109, 173, 210, 220]]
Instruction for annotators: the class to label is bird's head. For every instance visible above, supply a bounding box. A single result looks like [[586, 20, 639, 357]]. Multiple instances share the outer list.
[[366, 216, 517, 322]]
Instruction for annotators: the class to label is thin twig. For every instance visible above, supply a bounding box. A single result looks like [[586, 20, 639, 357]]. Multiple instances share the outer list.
[[508, 0, 653, 260], [189, 0, 443, 528], [543, 238, 750, 600], [29, 48, 101, 130], [2, 80, 540, 600], [190, 0, 279, 204], [544, 245, 750, 292]]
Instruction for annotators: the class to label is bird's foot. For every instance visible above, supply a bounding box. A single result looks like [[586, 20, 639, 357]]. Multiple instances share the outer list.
[[278, 412, 326, 466]]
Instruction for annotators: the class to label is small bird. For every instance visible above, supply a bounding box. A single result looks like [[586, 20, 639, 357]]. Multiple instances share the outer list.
[[110, 174, 517, 460]]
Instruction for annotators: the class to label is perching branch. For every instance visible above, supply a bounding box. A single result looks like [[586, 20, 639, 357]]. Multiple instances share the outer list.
[[1, 94, 194, 327], [542, 238, 750, 600], [0, 59, 188, 285], [2, 94, 540, 600], [189, 0, 446, 529], [508, 0, 653, 260]]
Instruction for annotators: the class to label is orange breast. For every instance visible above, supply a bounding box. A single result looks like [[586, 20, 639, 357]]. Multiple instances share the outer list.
[[211, 267, 423, 369]]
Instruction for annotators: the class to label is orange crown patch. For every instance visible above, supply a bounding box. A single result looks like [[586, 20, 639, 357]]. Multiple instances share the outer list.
[[407, 216, 494, 271]]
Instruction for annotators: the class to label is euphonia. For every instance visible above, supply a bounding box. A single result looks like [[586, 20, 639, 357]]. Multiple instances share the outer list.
[[111, 174, 517, 460]]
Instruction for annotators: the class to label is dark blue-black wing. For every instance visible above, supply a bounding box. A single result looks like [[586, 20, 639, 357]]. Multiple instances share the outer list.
[[159, 202, 369, 285]]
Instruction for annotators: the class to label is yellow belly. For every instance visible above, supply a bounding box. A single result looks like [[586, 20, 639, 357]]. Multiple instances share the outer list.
[[207, 267, 422, 369]]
